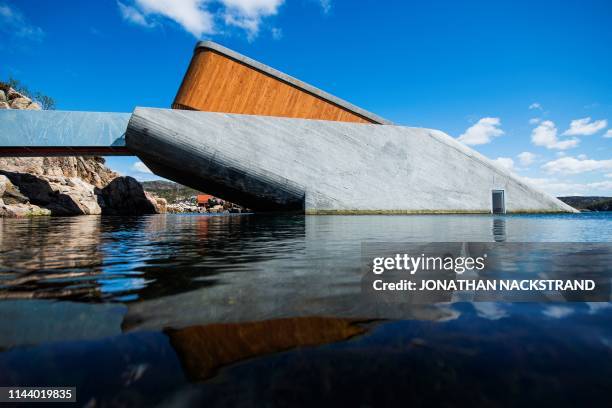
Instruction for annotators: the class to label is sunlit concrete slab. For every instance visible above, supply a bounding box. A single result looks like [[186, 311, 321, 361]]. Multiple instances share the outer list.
[[125, 108, 576, 214], [0, 110, 131, 156]]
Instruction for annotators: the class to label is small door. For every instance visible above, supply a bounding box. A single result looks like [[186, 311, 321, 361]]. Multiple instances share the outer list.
[[492, 190, 505, 214]]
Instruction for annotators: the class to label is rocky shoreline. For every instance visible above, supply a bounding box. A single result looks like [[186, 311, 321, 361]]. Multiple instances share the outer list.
[[141, 180, 246, 214], [0, 83, 167, 217], [166, 202, 244, 214]]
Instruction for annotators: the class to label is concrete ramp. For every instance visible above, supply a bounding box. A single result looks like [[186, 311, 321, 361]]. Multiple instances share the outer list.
[[0, 110, 131, 156], [126, 108, 576, 214]]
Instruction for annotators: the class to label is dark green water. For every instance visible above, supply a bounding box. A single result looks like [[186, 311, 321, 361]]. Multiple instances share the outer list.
[[0, 213, 611, 407]]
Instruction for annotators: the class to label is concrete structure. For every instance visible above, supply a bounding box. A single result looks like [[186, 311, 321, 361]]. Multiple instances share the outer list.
[[0, 108, 576, 213], [0, 110, 130, 156], [0, 41, 576, 214], [126, 108, 575, 213]]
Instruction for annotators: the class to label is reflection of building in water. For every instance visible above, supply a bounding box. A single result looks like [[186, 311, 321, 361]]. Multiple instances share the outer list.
[[492, 217, 506, 242], [196, 215, 209, 237], [166, 317, 367, 381]]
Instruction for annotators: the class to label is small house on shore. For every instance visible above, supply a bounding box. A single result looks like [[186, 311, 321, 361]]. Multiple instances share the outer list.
[[196, 194, 215, 207]]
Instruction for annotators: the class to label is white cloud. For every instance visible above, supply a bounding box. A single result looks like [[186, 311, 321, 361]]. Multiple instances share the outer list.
[[523, 178, 567, 195], [457, 117, 504, 146], [517, 151, 537, 166], [529, 118, 541, 125], [117, 0, 284, 39], [589, 181, 612, 190], [531, 120, 579, 150], [319, 0, 331, 13], [541, 156, 612, 175], [220, 0, 284, 39], [542, 306, 573, 319], [132, 161, 153, 174], [493, 157, 514, 171], [473, 303, 508, 320], [604, 130, 612, 138], [520, 176, 612, 196], [587, 302, 612, 314], [562, 117, 607, 136], [133, 0, 214, 37], [529, 102, 542, 110], [271, 27, 282, 39], [0, 2, 44, 41], [221, 0, 283, 16], [117, 1, 154, 27], [606, 173, 612, 178]]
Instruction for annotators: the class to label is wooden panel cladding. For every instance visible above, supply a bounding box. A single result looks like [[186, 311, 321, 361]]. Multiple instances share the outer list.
[[173, 49, 377, 124]]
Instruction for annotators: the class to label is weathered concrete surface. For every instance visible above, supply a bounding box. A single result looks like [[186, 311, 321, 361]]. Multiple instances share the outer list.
[[126, 108, 576, 214], [0, 110, 130, 156]]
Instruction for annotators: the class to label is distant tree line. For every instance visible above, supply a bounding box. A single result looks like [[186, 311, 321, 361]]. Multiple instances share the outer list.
[[558, 196, 612, 211]]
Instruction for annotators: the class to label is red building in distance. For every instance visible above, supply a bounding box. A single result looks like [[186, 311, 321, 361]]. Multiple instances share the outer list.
[[196, 194, 215, 207]]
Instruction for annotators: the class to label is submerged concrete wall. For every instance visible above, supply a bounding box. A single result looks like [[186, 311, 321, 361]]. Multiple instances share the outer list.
[[126, 108, 576, 214]]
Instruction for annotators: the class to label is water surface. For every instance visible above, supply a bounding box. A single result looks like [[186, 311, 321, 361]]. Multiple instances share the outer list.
[[0, 213, 611, 406]]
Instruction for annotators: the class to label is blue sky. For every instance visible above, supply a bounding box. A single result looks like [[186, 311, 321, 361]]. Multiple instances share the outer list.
[[1, 0, 611, 196]]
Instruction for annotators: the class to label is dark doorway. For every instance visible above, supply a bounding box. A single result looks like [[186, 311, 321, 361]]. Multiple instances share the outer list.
[[492, 190, 505, 214]]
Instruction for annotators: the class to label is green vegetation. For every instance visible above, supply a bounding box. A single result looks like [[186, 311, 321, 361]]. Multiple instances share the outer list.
[[141, 180, 203, 203], [558, 196, 612, 211]]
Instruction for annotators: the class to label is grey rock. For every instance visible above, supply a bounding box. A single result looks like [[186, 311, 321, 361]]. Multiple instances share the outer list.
[[0, 174, 29, 204], [0, 175, 6, 196], [148, 193, 167, 213], [10, 97, 31, 110], [0, 175, 51, 217], [0, 172, 100, 215], [0, 102, 9, 109], [0, 157, 118, 189], [0, 202, 51, 217], [26, 102, 41, 110], [0, 90, 6, 102], [97, 176, 158, 215], [0, 158, 162, 217], [5, 88, 21, 100]]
